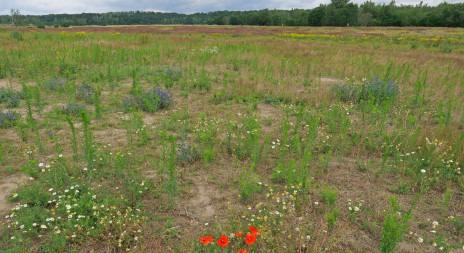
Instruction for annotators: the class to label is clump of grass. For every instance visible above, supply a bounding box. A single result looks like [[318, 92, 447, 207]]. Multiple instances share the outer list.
[[451, 217, 464, 235], [65, 116, 78, 160], [380, 196, 411, 253], [0, 110, 20, 128], [381, 187, 426, 253], [164, 135, 178, 203], [10, 31, 23, 41], [192, 69, 212, 91], [81, 111, 95, 168], [326, 208, 340, 230], [320, 186, 338, 208], [239, 163, 261, 202]]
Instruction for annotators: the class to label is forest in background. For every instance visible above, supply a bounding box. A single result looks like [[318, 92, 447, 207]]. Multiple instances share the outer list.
[[1, 0, 463, 28]]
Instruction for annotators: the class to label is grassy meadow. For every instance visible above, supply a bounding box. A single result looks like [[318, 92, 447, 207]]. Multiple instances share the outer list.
[[0, 26, 463, 252]]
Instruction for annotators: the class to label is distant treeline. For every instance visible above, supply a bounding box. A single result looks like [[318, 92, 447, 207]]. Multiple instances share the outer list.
[[1, 0, 463, 27]]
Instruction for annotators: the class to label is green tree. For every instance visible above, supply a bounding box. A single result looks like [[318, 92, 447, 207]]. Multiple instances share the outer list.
[[10, 9, 23, 27]]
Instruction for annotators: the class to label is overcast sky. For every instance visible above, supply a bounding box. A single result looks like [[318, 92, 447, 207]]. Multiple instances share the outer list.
[[0, 0, 460, 15]]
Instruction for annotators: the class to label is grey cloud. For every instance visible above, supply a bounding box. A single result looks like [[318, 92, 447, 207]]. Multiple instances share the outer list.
[[0, 0, 460, 15]]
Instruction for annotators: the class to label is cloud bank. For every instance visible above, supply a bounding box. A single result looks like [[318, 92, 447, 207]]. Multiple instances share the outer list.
[[0, 0, 459, 15]]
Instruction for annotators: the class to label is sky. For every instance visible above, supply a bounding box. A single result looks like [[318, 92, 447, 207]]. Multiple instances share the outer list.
[[0, 0, 460, 15]]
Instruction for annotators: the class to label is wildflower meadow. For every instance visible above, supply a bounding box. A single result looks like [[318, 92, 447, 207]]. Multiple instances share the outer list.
[[0, 26, 463, 252]]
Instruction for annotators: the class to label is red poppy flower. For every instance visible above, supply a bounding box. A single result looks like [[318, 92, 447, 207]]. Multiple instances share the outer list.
[[217, 235, 230, 248], [249, 226, 259, 235], [245, 233, 256, 245], [238, 250, 249, 253], [235, 232, 244, 237], [200, 236, 213, 246]]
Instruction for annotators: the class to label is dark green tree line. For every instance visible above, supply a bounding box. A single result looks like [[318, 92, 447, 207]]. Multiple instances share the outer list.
[[1, 1, 463, 28]]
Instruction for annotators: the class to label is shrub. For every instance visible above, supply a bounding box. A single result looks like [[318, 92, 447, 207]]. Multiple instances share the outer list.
[[140, 88, 172, 110], [0, 111, 20, 128], [76, 84, 95, 104], [0, 88, 23, 107], [360, 78, 400, 104], [122, 88, 173, 113], [37, 24, 45, 28], [331, 77, 400, 104], [61, 102, 86, 115], [121, 96, 138, 112], [43, 78, 70, 92], [176, 144, 200, 165], [165, 66, 183, 81], [6, 93, 22, 108], [330, 83, 359, 102]]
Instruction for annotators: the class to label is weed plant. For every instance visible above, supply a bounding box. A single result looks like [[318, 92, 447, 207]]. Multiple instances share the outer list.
[[0, 110, 20, 128], [61, 102, 86, 116]]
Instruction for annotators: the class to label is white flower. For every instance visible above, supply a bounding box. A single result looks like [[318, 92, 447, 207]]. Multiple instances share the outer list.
[[41, 225, 47, 229], [439, 247, 443, 250], [29, 177, 34, 180], [66, 205, 71, 210], [39, 163, 44, 167], [421, 169, 426, 173], [418, 238, 423, 243], [314, 202, 319, 205], [32, 223, 37, 227], [432, 221, 439, 226], [58, 154, 63, 158]]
